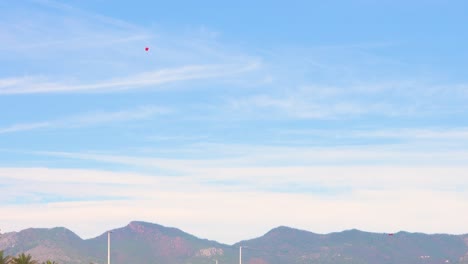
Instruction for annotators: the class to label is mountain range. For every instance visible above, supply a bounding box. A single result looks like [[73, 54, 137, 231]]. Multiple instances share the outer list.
[[1, 221, 468, 264]]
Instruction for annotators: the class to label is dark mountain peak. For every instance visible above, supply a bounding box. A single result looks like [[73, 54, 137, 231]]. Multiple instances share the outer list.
[[49, 226, 79, 236], [127, 221, 163, 233], [266, 227, 377, 238], [48, 227, 83, 241], [268, 225, 294, 233], [128, 220, 162, 228], [342, 228, 364, 233], [125, 220, 190, 238], [17, 226, 82, 241], [0, 226, 86, 264], [272, 225, 295, 231], [235, 226, 322, 248], [274, 225, 291, 229], [82, 221, 229, 263], [334, 228, 368, 235], [267, 226, 317, 235], [333, 228, 377, 235]]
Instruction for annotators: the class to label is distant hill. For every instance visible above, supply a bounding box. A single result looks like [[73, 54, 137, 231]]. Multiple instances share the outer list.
[[0, 221, 236, 264], [236, 227, 468, 264], [1, 221, 468, 264], [85, 221, 236, 264], [0, 226, 92, 263]]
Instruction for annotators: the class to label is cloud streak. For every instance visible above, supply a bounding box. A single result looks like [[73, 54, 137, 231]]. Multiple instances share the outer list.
[[228, 80, 468, 120], [0, 62, 260, 95], [28, 142, 468, 179], [0, 122, 51, 134], [0, 106, 168, 134], [280, 127, 468, 143]]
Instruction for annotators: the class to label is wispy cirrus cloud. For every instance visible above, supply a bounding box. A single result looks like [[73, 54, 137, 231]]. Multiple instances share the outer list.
[[227, 80, 468, 120], [28, 136, 468, 173], [281, 127, 468, 142], [0, 122, 51, 134], [0, 0, 261, 95], [0, 0, 146, 52], [0, 106, 168, 134], [229, 94, 375, 119], [29, 0, 140, 29], [0, 62, 260, 95], [353, 128, 468, 141]]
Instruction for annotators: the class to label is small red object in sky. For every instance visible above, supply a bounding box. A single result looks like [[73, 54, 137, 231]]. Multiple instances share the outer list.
[[145, 47, 149, 51]]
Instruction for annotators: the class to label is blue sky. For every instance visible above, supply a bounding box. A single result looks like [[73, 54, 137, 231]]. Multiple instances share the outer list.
[[1, 0, 468, 244]]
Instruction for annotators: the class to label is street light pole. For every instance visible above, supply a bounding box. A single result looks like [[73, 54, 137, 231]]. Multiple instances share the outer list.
[[107, 231, 111, 264], [239, 246, 242, 264]]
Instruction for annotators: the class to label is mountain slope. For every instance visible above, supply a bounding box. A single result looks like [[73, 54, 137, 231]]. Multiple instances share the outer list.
[[0, 227, 93, 264], [0, 221, 236, 264], [1, 222, 468, 264], [85, 221, 236, 264], [236, 227, 468, 264]]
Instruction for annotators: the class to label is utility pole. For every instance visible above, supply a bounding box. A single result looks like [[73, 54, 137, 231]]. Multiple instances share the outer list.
[[107, 231, 111, 264], [239, 246, 242, 264]]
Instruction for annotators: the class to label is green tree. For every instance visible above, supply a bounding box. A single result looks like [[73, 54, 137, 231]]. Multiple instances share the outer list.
[[10, 253, 38, 264], [0, 251, 11, 264]]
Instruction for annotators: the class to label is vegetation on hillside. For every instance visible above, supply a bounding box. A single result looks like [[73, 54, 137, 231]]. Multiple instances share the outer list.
[[0, 251, 57, 264]]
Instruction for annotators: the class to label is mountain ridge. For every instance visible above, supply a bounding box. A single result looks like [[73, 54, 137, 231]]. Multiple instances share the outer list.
[[1, 221, 468, 264]]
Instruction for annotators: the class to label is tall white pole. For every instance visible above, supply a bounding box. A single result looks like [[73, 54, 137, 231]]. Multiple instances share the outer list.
[[239, 246, 242, 264], [107, 231, 110, 264]]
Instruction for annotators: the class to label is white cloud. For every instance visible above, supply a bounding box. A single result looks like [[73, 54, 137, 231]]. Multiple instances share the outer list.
[[353, 128, 468, 140], [0, 105, 168, 134], [280, 127, 468, 143], [67, 106, 169, 126], [0, 62, 259, 95], [0, 166, 468, 244], [0, 77, 31, 88], [227, 79, 468, 120], [23, 147, 468, 192], [32, 138, 468, 172], [0, 122, 51, 134], [0, 0, 146, 53], [0, 0, 261, 96], [30, 0, 142, 32], [228, 90, 397, 120]]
